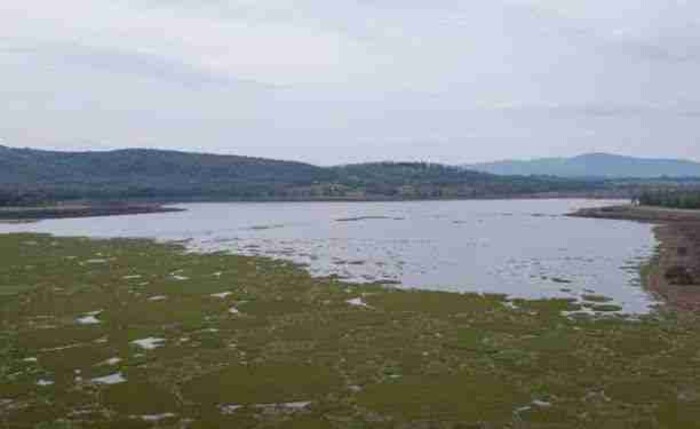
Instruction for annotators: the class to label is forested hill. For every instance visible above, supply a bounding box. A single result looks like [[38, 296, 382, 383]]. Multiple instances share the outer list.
[[0, 145, 321, 186], [0, 145, 322, 203], [0, 145, 598, 204]]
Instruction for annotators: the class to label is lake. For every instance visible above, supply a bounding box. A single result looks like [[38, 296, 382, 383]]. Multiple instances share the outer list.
[[0, 199, 657, 312]]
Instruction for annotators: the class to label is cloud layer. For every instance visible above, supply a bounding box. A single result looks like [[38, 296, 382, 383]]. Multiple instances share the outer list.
[[2, 0, 700, 164]]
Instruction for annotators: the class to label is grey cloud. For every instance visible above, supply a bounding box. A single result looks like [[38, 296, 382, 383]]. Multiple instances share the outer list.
[[0, 38, 276, 91], [2, 0, 700, 163], [621, 38, 700, 64]]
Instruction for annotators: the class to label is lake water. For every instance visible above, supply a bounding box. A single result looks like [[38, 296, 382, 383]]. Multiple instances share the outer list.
[[0, 199, 658, 312]]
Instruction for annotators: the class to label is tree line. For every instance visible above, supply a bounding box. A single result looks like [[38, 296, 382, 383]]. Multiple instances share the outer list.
[[637, 190, 700, 209]]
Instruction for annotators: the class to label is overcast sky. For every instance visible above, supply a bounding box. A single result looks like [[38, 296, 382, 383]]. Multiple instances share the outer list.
[[2, 0, 700, 165]]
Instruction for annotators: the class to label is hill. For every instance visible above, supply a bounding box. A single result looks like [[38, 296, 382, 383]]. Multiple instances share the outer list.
[[464, 153, 700, 178], [0, 145, 599, 205], [0, 145, 322, 203]]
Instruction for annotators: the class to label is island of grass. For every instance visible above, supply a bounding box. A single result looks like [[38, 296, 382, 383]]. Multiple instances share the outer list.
[[1, 234, 700, 428]]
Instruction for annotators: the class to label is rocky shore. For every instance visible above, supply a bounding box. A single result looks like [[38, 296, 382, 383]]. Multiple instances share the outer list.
[[572, 204, 700, 311]]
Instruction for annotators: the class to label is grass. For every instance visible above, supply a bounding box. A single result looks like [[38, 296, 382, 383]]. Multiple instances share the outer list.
[[1, 233, 700, 427]]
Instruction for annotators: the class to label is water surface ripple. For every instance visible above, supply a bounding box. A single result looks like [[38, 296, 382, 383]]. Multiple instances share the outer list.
[[0, 199, 657, 313]]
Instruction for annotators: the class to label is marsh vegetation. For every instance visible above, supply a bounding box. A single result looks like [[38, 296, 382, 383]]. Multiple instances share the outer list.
[[2, 234, 700, 427]]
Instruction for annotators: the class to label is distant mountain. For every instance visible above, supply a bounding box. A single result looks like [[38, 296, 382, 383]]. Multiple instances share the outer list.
[[0, 145, 598, 205], [464, 153, 700, 178]]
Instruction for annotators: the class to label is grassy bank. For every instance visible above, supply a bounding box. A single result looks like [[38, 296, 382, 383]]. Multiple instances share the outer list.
[[1, 234, 700, 428], [569, 204, 700, 223]]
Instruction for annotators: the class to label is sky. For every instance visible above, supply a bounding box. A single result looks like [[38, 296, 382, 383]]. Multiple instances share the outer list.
[[1, 0, 700, 165]]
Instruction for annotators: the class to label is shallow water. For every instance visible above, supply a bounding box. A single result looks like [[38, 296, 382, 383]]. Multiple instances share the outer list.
[[132, 337, 166, 350], [91, 372, 126, 385], [0, 199, 657, 312]]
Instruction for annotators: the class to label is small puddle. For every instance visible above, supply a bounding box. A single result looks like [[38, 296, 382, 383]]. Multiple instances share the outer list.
[[131, 337, 166, 350], [92, 373, 126, 385], [210, 291, 233, 299], [346, 297, 370, 308], [76, 314, 100, 325], [139, 413, 176, 422], [99, 357, 121, 366]]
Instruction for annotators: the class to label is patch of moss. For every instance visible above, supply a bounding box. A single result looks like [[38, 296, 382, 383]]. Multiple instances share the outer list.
[[582, 294, 614, 303]]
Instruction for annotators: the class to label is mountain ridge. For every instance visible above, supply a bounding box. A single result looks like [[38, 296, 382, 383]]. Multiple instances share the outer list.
[[464, 153, 700, 178], [0, 145, 596, 204]]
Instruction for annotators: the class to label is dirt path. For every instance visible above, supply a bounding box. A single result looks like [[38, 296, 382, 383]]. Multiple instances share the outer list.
[[646, 223, 700, 312]]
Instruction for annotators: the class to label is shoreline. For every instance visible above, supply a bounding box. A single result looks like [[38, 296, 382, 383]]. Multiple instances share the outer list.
[[0, 195, 617, 221], [571, 204, 700, 312], [0, 203, 184, 221], [569, 204, 700, 223]]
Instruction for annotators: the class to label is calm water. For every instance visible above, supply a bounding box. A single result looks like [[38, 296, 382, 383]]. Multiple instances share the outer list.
[[0, 199, 658, 312]]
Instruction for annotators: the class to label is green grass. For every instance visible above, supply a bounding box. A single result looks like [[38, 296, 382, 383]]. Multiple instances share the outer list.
[[1, 233, 700, 427]]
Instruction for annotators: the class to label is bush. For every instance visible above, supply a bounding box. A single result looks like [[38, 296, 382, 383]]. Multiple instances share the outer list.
[[664, 265, 695, 285]]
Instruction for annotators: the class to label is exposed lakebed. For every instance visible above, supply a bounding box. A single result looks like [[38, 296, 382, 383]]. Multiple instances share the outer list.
[[0, 199, 657, 312]]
